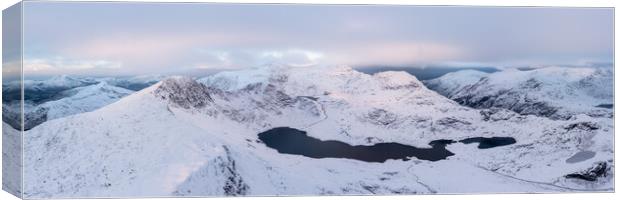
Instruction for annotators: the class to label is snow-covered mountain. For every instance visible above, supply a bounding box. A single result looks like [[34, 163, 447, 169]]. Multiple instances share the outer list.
[[98, 75, 165, 91], [3, 82, 134, 130], [2, 75, 164, 130], [21, 75, 99, 91], [422, 69, 489, 97], [2, 75, 99, 105], [22, 66, 613, 198], [2, 75, 161, 104], [2, 122, 21, 197], [424, 67, 613, 120]]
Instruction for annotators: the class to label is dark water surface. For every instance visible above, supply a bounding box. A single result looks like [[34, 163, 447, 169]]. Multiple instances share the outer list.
[[459, 137, 517, 149], [258, 127, 516, 163], [259, 127, 454, 162], [595, 104, 613, 109]]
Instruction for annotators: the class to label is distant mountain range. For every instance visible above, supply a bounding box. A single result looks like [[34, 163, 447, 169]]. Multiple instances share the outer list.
[[2, 75, 163, 130], [424, 67, 613, 120]]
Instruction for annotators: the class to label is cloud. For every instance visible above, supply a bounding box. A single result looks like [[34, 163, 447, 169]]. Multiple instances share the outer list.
[[55, 32, 277, 67], [22, 57, 122, 76], [191, 48, 325, 69], [259, 49, 324, 67], [325, 41, 465, 67], [19, 3, 612, 77], [2, 61, 22, 78]]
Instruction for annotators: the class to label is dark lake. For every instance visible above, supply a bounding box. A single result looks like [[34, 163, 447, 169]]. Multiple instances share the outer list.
[[258, 127, 516, 163], [595, 104, 613, 109], [459, 137, 517, 149], [258, 127, 454, 162]]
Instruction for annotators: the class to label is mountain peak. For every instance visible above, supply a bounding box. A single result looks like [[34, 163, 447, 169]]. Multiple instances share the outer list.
[[153, 76, 213, 109], [425, 66, 613, 119], [43, 75, 91, 88], [372, 71, 422, 90], [199, 68, 273, 91], [49, 74, 73, 81]]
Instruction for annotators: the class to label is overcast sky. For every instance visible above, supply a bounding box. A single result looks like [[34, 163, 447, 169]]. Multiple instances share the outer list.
[[14, 2, 614, 77]]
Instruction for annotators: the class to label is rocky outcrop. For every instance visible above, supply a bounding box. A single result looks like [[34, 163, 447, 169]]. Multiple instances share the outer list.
[[365, 109, 398, 126], [565, 162, 609, 181], [564, 122, 600, 131], [173, 146, 249, 196], [479, 108, 519, 122], [154, 77, 213, 109], [452, 88, 563, 119]]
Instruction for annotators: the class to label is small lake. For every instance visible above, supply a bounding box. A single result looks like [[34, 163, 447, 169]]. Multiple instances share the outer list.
[[595, 104, 613, 109], [566, 151, 596, 163], [459, 137, 517, 149], [258, 127, 516, 163]]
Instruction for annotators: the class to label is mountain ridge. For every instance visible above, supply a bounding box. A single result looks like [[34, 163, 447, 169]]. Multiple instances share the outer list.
[[424, 67, 613, 119]]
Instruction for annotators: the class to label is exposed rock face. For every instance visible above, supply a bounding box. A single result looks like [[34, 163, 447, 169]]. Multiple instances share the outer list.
[[434, 117, 472, 131], [365, 109, 398, 126], [2, 104, 22, 130], [565, 162, 609, 181], [4, 101, 63, 131], [199, 70, 323, 126], [154, 77, 213, 109], [23, 107, 49, 130], [452, 88, 562, 119], [173, 146, 249, 196], [564, 121, 600, 131], [479, 108, 518, 122], [220, 147, 249, 196]]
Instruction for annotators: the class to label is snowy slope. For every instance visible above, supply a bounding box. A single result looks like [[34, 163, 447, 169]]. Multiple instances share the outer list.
[[39, 82, 134, 120], [2, 75, 99, 105], [2, 122, 21, 197], [424, 67, 613, 119], [423, 70, 488, 97], [2, 75, 160, 105], [23, 66, 613, 198], [2, 75, 164, 130], [16, 82, 134, 130]]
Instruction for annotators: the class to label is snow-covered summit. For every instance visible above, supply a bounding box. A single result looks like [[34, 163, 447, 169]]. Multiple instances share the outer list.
[[372, 71, 423, 90], [47, 75, 91, 87], [198, 67, 273, 91], [424, 69, 488, 97]]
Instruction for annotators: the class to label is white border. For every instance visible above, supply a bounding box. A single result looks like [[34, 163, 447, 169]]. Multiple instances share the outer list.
[[2, 0, 618, 7]]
